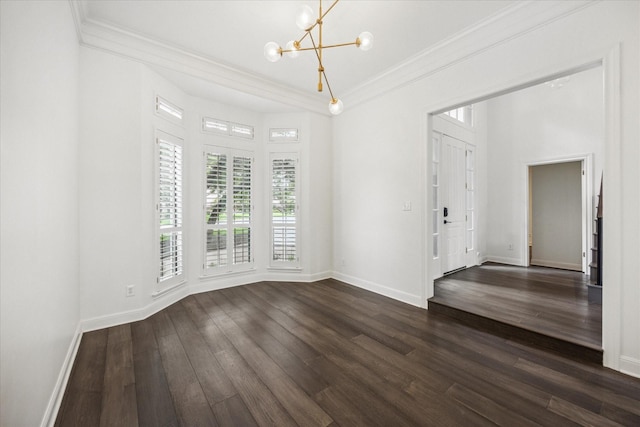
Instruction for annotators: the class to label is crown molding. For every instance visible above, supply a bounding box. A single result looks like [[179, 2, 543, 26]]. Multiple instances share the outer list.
[[342, 0, 597, 109], [69, 0, 328, 115], [69, 0, 596, 116]]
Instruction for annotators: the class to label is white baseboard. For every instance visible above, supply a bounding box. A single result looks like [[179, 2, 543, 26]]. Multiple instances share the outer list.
[[41, 324, 83, 427], [81, 285, 190, 332], [331, 271, 423, 307], [485, 256, 524, 266], [307, 270, 333, 282], [620, 356, 640, 379], [80, 269, 334, 332], [530, 259, 582, 271]]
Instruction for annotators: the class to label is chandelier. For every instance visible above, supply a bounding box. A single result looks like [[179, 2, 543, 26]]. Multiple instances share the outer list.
[[264, 0, 373, 115]]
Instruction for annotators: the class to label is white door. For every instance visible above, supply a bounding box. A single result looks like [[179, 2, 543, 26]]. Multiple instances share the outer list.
[[441, 135, 467, 273]]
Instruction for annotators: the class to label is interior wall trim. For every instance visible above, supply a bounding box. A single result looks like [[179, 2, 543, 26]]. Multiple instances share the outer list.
[[79, 270, 333, 333], [332, 271, 423, 308], [342, 0, 595, 108], [68, 0, 593, 116], [68, 1, 327, 116], [40, 324, 82, 427], [620, 356, 640, 379]]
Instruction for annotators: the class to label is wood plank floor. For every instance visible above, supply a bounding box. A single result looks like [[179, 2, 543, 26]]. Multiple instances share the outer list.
[[56, 279, 640, 426], [429, 263, 602, 362]]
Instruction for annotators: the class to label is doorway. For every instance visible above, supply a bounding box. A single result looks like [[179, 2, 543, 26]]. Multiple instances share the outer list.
[[528, 160, 586, 272]]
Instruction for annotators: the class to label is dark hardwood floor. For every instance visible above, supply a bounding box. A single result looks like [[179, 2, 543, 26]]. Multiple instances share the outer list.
[[56, 279, 639, 426], [429, 263, 602, 363]]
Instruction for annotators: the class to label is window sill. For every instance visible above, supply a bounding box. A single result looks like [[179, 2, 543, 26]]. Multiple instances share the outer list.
[[267, 266, 303, 272], [152, 280, 187, 298], [199, 267, 256, 281]]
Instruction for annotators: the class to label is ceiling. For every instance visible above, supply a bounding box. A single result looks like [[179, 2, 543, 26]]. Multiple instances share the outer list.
[[79, 0, 517, 112]]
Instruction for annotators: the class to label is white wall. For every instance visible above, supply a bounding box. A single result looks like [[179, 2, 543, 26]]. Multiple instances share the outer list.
[[333, 1, 639, 375], [333, 94, 425, 305], [484, 66, 603, 266], [78, 48, 148, 323], [309, 113, 334, 277], [0, 2, 81, 426]]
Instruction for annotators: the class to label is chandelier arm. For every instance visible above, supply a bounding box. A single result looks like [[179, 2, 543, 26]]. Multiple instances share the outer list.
[[308, 31, 337, 100], [281, 41, 358, 54], [321, 69, 336, 101], [318, 41, 359, 50], [308, 31, 324, 92], [297, 31, 310, 45], [302, 0, 340, 34]]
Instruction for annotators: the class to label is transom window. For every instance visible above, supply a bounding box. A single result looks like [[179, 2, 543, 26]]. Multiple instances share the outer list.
[[443, 105, 473, 127]]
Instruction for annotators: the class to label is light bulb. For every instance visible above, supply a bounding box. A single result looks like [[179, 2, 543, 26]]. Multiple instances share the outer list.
[[285, 40, 300, 59], [329, 98, 344, 115], [296, 5, 315, 31], [357, 31, 374, 51], [264, 42, 282, 62]]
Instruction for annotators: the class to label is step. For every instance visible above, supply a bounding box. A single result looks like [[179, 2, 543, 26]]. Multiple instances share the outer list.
[[427, 298, 603, 364]]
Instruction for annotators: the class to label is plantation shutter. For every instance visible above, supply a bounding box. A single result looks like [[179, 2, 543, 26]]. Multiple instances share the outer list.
[[271, 155, 298, 266], [204, 147, 253, 275], [205, 153, 228, 268], [157, 133, 184, 284], [233, 156, 252, 264]]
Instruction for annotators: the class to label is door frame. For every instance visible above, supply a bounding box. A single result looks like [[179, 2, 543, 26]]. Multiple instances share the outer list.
[[431, 116, 477, 280], [524, 154, 593, 273], [422, 45, 620, 370]]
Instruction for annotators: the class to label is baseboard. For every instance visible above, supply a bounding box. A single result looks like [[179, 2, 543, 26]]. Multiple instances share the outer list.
[[331, 271, 422, 307], [620, 355, 640, 379], [485, 256, 524, 266], [263, 269, 331, 283], [308, 270, 333, 282], [530, 259, 582, 271], [80, 269, 334, 332], [81, 284, 190, 332], [41, 324, 83, 427]]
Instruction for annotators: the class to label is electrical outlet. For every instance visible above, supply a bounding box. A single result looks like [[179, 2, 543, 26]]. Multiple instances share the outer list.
[[508, 244, 514, 251], [126, 284, 135, 297]]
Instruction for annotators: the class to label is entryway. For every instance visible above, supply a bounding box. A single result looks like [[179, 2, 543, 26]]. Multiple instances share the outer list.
[[429, 262, 602, 363]]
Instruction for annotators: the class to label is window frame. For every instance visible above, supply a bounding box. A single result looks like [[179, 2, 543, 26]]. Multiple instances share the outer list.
[[155, 95, 184, 125]]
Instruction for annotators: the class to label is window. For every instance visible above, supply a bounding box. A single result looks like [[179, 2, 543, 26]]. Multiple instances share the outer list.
[[202, 116, 254, 140], [155, 96, 183, 123], [269, 128, 299, 142], [204, 147, 253, 275], [432, 133, 441, 260], [271, 154, 299, 267], [157, 131, 184, 286], [466, 147, 475, 253], [443, 105, 473, 127]]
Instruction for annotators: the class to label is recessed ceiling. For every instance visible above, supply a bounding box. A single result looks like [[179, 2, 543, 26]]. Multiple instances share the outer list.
[[81, 0, 516, 112]]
